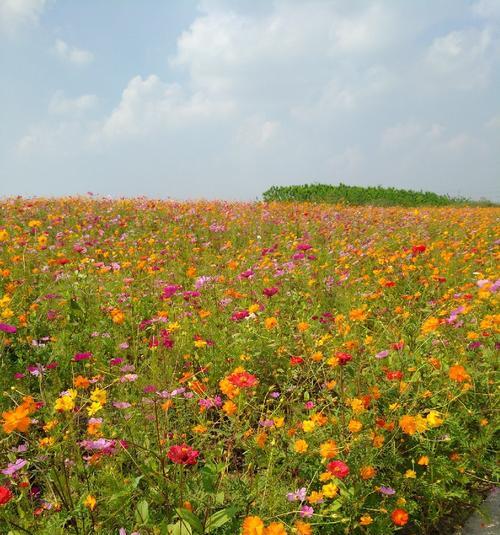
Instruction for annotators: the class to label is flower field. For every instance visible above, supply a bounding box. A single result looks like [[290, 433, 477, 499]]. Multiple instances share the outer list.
[[0, 197, 498, 535]]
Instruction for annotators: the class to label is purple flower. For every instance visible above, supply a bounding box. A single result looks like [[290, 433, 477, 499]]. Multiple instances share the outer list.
[[2, 458, 27, 476], [259, 419, 275, 427], [375, 350, 389, 359], [379, 486, 396, 495]]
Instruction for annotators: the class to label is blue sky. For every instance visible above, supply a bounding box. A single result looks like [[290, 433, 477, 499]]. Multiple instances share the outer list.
[[1, 0, 499, 200]]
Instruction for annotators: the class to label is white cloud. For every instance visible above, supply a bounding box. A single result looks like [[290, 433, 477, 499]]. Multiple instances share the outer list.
[[424, 28, 497, 90], [473, 0, 500, 19], [381, 121, 443, 149], [485, 114, 500, 128], [49, 91, 97, 115], [97, 74, 234, 141], [236, 116, 279, 147], [53, 38, 94, 65], [0, 0, 47, 35]]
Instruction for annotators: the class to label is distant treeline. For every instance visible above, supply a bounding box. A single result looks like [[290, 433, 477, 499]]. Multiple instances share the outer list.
[[262, 183, 497, 207]]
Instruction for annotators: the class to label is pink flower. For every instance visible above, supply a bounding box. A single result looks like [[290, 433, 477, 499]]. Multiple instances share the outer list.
[[300, 505, 314, 518], [2, 459, 27, 476], [0, 323, 16, 334]]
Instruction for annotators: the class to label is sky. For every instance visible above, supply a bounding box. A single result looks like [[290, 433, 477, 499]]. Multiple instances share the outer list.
[[0, 0, 499, 201]]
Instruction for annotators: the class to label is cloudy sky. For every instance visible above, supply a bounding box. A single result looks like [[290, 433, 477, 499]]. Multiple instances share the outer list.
[[1, 0, 499, 200]]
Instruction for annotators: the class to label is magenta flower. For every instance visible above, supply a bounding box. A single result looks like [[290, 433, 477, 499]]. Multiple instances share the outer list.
[[73, 352, 92, 362], [0, 323, 17, 334]]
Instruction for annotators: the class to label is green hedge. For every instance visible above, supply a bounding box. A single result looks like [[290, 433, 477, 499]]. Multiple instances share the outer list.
[[262, 183, 496, 207]]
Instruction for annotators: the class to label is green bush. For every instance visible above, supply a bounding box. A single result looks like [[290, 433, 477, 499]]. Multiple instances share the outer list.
[[262, 183, 496, 207]]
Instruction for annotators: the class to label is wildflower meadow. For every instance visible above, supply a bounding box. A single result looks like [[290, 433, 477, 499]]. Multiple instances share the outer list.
[[0, 197, 498, 534]]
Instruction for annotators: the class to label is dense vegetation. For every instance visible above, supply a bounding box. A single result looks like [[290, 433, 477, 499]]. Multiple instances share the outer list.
[[0, 197, 498, 534], [262, 183, 496, 207]]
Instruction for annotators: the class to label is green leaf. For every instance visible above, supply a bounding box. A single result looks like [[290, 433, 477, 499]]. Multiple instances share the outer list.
[[168, 521, 192, 535], [201, 463, 218, 492], [175, 508, 203, 534], [205, 507, 237, 533], [135, 499, 149, 525]]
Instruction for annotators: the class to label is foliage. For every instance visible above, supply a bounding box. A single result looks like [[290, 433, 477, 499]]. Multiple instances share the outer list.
[[262, 183, 497, 207], [0, 197, 498, 534]]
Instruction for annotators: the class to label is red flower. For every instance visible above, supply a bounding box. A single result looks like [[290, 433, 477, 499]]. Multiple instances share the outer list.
[[412, 244, 426, 255], [0, 486, 13, 506], [386, 370, 403, 381], [290, 356, 304, 366], [336, 352, 352, 366], [327, 460, 350, 479], [228, 371, 258, 388], [167, 444, 199, 466], [391, 508, 409, 526]]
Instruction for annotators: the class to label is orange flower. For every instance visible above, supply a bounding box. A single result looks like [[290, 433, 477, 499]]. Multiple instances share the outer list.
[[348, 419, 363, 433], [74, 375, 90, 389], [2, 405, 31, 433], [449, 364, 470, 383], [2, 396, 37, 434], [359, 515, 373, 526], [264, 317, 278, 329], [110, 308, 125, 324], [222, 400, 237, 416], [242, 516, 265, 535], [399, 415, 417, 435], [319, 440, 337, 459], [264, 522, 287, 535], [360, 466, 376, 480], [294, 520, 312, 535], [294, 439, 308, 453], [391, 508, 409, 526]]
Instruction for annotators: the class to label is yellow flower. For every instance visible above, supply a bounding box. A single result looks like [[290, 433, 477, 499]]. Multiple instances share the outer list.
[[322, 483, 339, 498], [90, 388, 107, 405], [405, 469, 416, 478], [426, 410, 444, 428], [54, 390, 76, 412], [84, 495, 97, 511], [302, 420, 315, 433], [87, 401, 103, 416]]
